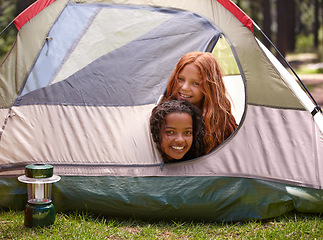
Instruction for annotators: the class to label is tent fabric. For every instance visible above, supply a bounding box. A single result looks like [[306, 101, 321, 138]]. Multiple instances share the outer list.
[[0, 104, 160, 170], [1, 176, 323, 222], [1, 0, 323, 222], [0, 0, 305, 109], [216, 0, 254, 32], [16, 4, 221, 106], [1, 105, 321, 189], [0, 0, 69, 107], [14, 0, 57, 30]]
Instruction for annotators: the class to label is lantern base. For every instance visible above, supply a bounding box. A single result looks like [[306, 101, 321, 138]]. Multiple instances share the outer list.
[[25, 202, 55, 228]]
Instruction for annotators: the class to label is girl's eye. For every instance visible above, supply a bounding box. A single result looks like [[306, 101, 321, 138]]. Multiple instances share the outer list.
[[193, 82, 200, 86], [185, 131, 192, 135], [165, 130, 174, 135], [177, 77, 184, 82]]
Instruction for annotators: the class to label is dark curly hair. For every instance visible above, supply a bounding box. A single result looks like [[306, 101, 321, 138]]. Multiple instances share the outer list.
[[150, 100, 205, 162]]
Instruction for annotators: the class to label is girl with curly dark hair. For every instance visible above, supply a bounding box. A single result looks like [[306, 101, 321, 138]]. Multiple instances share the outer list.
[[150, 100, 205, 163]]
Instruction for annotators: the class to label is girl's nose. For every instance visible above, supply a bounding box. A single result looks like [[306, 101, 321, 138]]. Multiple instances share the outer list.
[[174, 134, 185, 143], [181, 82, 190, 91]]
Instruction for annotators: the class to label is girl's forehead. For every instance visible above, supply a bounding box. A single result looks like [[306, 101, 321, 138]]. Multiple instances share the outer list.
[[165, 112, 192, 124]]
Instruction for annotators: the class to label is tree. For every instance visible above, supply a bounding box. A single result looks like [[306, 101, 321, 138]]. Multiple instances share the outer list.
[[262, 0, 272, 49], [314, 0, 319, 49], [276, 0, 296, 57]]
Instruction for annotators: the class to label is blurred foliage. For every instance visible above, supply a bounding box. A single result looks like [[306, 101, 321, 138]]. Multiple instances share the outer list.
[[295, 27, 323, 61], [296, 34, 315, 53], [0, 0, 17, 59], [233, 0, 323, 60], [297, 1, 315, 35], [233, 0, 321, 36], [319, 27, 323, 60]]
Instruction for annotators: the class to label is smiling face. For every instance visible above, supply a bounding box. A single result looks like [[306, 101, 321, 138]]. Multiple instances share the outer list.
[[161, 112, 193, 162], [175, 63, 204, 108]]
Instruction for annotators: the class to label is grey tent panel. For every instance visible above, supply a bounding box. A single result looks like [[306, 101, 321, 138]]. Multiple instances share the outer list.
[[15, 5, 221, 107]]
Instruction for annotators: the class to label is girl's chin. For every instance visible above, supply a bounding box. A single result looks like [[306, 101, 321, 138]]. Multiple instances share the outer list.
[[169, 150, 189, 160], [165, 152, 186, 161]]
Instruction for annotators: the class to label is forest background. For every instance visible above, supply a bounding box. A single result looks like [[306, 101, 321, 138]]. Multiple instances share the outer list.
[[1, 0, 323, 104]]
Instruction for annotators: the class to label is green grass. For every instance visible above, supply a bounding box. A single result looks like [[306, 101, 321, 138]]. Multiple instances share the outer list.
[[1, 210, 323, 239], [296, 68, 323, 75]]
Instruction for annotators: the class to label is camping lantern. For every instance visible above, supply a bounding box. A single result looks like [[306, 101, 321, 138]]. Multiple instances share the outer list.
[[18, 164, 60, 227]]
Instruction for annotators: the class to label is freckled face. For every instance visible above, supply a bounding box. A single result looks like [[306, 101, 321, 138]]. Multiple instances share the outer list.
[[161, 113, 193, 161], [175, 63, 204, 108]]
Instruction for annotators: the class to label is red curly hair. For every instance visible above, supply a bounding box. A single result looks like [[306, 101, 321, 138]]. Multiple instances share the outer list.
[[164, 51, 237, 153]]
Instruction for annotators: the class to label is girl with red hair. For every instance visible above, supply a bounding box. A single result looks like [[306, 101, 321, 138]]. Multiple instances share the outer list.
[[163, 51, 237, 154]]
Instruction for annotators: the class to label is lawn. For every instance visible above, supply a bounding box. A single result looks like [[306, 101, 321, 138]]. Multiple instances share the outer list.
[[1, 210, 323, 239]]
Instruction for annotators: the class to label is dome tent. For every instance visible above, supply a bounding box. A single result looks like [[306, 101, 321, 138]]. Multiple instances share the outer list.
[[0, 0, 323, 221]]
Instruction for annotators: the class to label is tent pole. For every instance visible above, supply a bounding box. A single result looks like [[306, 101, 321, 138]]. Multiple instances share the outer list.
[[0, 19, 15, 36], [254, 23, 322, 115]]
